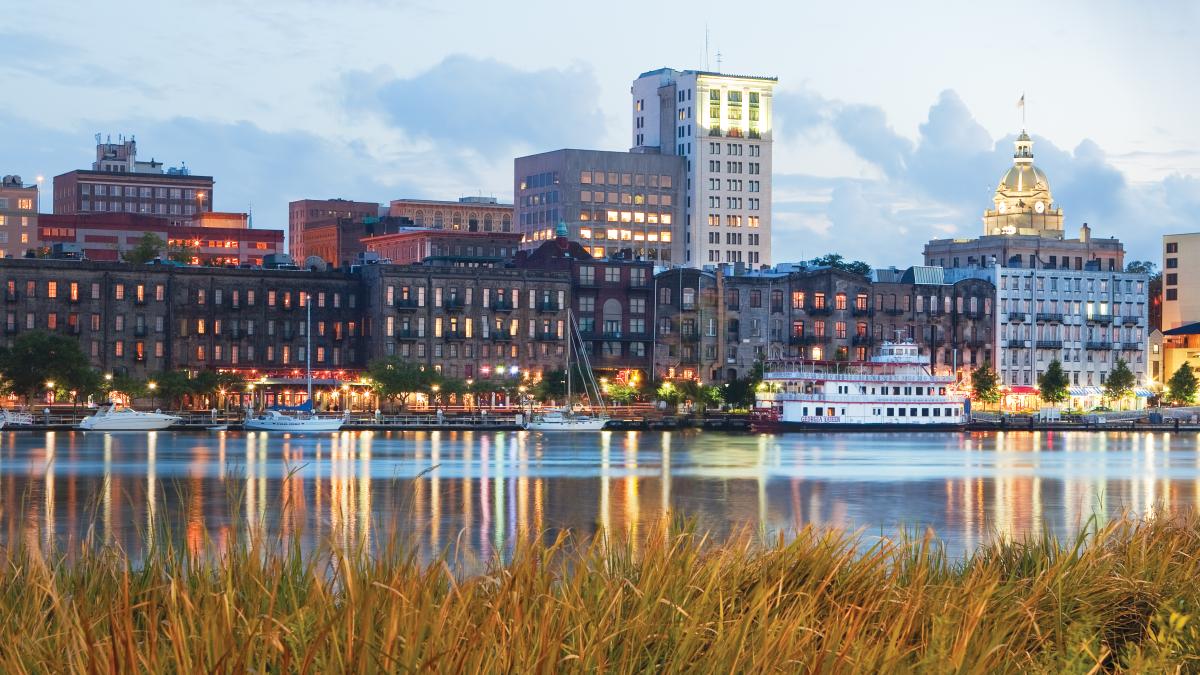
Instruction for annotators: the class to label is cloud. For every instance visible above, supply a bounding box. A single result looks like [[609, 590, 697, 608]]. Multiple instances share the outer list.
[[768, 87, 1200, 267], [343, 55, 608, 157]]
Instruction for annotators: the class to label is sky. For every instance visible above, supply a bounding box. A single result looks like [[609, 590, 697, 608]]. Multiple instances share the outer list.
[[1, 0, 1197, 267]]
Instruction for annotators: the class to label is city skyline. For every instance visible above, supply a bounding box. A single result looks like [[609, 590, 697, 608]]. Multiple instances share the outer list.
[[1, 1, 1197, 266]]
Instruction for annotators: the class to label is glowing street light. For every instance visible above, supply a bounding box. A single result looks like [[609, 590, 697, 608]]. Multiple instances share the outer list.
[[45, 380, 55, 389]]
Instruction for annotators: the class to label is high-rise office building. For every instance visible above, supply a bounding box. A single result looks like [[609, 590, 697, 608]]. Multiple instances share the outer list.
[[631, 68, 777, 268]]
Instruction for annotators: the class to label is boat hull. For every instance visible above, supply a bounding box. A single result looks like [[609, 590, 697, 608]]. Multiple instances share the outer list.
[[243, 419, 344, 432], [753, 420, 967, 433], [526, 418, 609, 432], [78, 415, 179, 431]]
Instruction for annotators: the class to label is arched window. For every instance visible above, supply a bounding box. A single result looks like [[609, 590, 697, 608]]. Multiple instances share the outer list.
[[434, 211, 444, 228], [414, 210, 425, 227], [602, 298, 623, 336], [484, 214, 493, 232], [502, 215, 512, 232]]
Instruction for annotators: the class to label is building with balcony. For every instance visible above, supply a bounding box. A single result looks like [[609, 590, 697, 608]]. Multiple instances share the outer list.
[[52, 135, 215, 227], [0, 175, 38, 258], [358, 262, 571, 384], [631, 67, 777, 267], [514, 148, 685, 264], [515, 226, 656, 383]]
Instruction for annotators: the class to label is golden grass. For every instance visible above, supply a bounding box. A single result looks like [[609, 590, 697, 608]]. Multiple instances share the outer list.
[[4, 513, 1200, 673]]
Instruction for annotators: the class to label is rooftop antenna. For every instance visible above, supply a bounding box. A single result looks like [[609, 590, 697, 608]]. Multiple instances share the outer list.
[[704, 25, 710, 70], [716, 49, 723, 73], [248, 201, 253, 229], [1017, 92, 1026, 130]]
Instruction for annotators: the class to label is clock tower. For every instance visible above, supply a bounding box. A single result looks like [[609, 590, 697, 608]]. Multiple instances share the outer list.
[[982, 130, 1064, 238]]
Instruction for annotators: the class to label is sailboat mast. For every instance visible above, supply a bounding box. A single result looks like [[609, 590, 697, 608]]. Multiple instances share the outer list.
[[306, 292, 313, 405], [566, 309, 572, 406]]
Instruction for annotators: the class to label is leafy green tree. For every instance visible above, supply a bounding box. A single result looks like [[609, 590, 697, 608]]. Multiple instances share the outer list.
[[1125, 260, 1157, 275], [605, 381, 639, 405], [700, 384, 724, 409], [971, 363, 1001, 405], [1104, 358, 1137, 405], [367, 357, 431, 410], [109, 373, 147, 401], [1167, 363, 1198, 406], [655, 381, 684, 406], [153, 370, 194, 409], [168, 240, 197, 265], [808, 253, 872, 278], [1037, 359, 1070, 405], [122, 232, 166, 264], [0, 331, 94, 402], [533, 366, 590, 402]]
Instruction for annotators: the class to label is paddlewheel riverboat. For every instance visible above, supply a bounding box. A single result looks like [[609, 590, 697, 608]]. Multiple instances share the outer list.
[[751, 340, 968, 432]]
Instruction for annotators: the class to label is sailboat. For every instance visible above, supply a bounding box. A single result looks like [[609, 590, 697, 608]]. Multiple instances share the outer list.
[[526, 310, 610, 432], [244, 292, 347, 433]]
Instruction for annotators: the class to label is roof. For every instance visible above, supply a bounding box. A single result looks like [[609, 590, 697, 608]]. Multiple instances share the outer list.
[[1164, 322, 1200, 336], [871, 268, 904, 283], [636, 67, 778, 83], [902, 266, 945, 285]]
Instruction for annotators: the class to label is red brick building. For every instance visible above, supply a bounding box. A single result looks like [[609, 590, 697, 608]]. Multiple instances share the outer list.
[[288, 198, 380, 260], [387, 197, 513, 232], [38, 213, 282, 265], [362, 229, 524, 266]]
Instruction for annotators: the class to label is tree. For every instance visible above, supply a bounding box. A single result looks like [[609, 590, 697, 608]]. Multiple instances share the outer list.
[[1037, 359, 1070, 405], [1104, 358, 1136, 405], [153, 370, 194, 409], [1125, 260, 1158, 276], [1167, 363, 1198, 406], [367, 357, 431, 410], [533, 365, 591, 403], [700, 384, 724, 409], [971, 363, 1001, 405], [722, 361, 765, 409], [122, 232, 165, 264], [808, 253, 872, 278], [168, 240, 197, 265], [655, 381, 684, 406], [0, 331, 95, 402], [605, 381, 638, 405]]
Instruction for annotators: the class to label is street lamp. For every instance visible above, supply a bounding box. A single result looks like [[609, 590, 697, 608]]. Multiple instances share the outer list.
[[35, 175, 44, 214]]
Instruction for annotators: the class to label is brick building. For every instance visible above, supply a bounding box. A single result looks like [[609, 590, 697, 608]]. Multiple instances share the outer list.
[[287, 198, 381, 261], [1, 258, 366, 385], [363, 229, 524, 266], [359, 262, 571, 383], [38, 213, 283, 265], [387, 197, 513, 233], [53, 136, 214, 227], [0, 175, 38, 258], [515, 231, 656, 383]]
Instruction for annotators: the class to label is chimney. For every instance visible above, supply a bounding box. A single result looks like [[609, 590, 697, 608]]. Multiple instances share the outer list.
[[1080, 222, 1091, 243]]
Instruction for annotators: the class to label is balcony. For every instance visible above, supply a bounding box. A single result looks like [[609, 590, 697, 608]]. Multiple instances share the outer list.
[[443, 330, 465, 340], [535, 331, 558, 341], [395, 329, 418, 340], [491, 332, 514, 342], [883, 307, 905, 316], [726, 303, 740, 311], [628, 281, 650, 292], [852, 335, 874, 346], [443, 299, 465, 312], [67, 325, 82, 336], [536, 301, 559, 313], [1006, 339, 1027, 349], [4, 291, 16, 302], [229, 329, 243, 339], [394, 299, 419, 311], [1035, 312, 1063, 323], [807, 306, 832, 316], [680, 332, 700, 343], [280, 333, 295, 341], [1035, 340, 1063, 349], [1085, 341, 1112, 350], [1087, 314, 1113, 324], [133, 296, 146, 306], [69, 295, 81, 305], [1007, 313, 1028, 323], [789, 335, 829, 346], [575, 278, 599, 289], [133, 326, 147, 337], [490, 300, 514, 312], [4, 325, 17, 335], [229, 302, 241, 311], [851, 307, 871, 316]]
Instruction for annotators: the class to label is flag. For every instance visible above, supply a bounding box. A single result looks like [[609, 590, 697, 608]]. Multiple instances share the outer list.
[[1017, 94, 1025, 109]]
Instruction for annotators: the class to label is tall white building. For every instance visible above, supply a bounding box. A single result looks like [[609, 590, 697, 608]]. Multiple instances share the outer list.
[[631, 68, 776, 268]]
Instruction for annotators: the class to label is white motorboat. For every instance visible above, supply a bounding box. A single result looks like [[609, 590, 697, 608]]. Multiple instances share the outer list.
[[78, 404, 180, 431], [244, 410, 345, 433], [526, 309, 610, 432]]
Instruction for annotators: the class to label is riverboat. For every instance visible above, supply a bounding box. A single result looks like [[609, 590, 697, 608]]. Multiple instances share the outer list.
[[752, 340, 968, 431]]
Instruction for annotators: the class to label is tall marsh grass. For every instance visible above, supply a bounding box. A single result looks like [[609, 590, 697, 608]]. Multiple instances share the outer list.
[[5, 513, 1200, 672]]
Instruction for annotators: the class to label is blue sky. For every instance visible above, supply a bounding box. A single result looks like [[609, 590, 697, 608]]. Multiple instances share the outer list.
[[1, 0, 1197, 266]]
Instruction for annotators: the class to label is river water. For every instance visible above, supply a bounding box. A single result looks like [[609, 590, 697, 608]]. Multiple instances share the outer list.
[[1, 429, 1197, 559]]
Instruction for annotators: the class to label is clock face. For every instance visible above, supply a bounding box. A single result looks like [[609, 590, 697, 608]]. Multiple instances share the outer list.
[[998, 202, 1007, 214], [1035, 200, 1045, 214]]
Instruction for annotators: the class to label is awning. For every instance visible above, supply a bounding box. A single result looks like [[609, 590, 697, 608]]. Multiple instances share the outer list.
[[1006, 386, 1038, 395], [1135, 387, 1155, 397], [1068, 386, 1104, 396], [1164, 322, 1200, 336]]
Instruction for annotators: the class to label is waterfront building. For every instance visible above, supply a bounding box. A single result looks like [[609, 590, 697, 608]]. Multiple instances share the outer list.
[[631, 68, 776, 267], [386, 197, 513, 233], [515, 226, 656, 383], [1160, 232, 1200, 380], [363, 229, 524, 266], [359, 261, 571, 383], [513, 148, 685, 264], [0, 175, 38, 258], [922, 127, 1149, 406], [38, 213, 282, 265], [0, 258, 366, 397], [288, 198, 381, 261], [52, 135, 214, 227], [303, 215, 413, 267]]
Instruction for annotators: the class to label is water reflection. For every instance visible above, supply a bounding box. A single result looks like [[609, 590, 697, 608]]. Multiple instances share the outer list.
[[1, 429, 1199, 559]]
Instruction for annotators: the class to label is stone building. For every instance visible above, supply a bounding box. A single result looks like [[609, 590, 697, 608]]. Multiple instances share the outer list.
[[358, 262, 571, 383], [0, 258, 366, 385], [0, 175, 39, 258], [515, 228, 656, 383]]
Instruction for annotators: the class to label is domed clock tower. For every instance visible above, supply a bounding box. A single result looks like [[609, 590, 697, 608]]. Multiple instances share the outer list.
[[982, 131, 1064, 238]]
